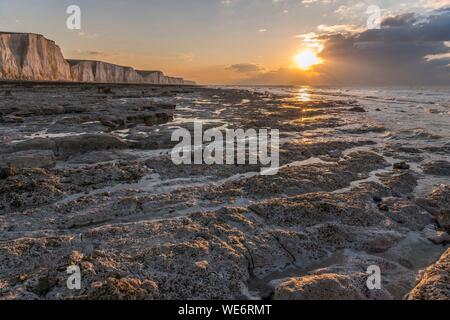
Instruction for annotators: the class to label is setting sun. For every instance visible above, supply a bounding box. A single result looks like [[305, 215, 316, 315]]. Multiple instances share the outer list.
[[293, 51, 323, 70]]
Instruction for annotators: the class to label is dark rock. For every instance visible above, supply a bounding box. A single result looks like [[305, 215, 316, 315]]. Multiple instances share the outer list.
[[98, 87, 114, 94], [0, 164, 17, 179], [380, 172, 417, 195], [407, 249, 450, 300], [393, 162, 410, 170], [436, 210, 450, 229], [1, 115, 24, 123], [373, 196, 383, 203], [11, 138, 56, 153], [32, 274, 54, 296], [423, 225, 450, 245], [85, 277, 159, 300], [0, 150, 56, 169], [421, 160, 450, 176], [348, 106, 367, 113], [54, 134, 127, 156]]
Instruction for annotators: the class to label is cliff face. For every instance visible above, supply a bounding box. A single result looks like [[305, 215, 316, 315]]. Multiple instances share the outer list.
[[69, 60, 144, 83], [0, 32, 72, 81], [0, 32, 195, 85], [137, 70, 164, 84], [69, 60, 189, 84]]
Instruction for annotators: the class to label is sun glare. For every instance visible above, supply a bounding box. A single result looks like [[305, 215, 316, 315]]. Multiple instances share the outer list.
[[293, 51, 323, 70]]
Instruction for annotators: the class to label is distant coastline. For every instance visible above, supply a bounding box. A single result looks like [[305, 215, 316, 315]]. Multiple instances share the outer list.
[[0, 32, 196, 85]]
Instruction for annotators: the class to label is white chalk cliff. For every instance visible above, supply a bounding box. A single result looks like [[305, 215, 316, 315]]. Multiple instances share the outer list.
[[0, 32, 72, 81], [0, 32, 195, 85]]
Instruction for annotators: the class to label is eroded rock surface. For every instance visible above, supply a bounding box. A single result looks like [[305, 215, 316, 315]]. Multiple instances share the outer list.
[[0, 84, 448, 300], [407, 249, 450, 300]]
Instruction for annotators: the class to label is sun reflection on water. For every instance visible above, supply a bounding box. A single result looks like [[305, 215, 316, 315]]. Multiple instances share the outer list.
[[297, 87, 312, 102]]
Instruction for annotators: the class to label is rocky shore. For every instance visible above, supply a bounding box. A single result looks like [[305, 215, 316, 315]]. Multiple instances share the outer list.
[[0, 83, 449, 300]]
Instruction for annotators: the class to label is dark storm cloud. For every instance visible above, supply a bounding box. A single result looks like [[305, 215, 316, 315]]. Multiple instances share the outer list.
[[242, 9, 450, 86], [357, 10, 450, 43], [314, 10, 450, 85], [381, 13, 417, 28]]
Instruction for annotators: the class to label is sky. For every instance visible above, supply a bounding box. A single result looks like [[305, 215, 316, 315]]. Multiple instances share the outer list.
[[0, 0, 449, 85]]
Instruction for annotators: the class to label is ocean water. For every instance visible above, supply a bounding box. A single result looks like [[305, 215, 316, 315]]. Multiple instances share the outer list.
[[216, 86, 450, 196]]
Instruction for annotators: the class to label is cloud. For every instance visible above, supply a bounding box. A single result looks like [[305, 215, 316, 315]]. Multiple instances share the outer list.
[[77, 50, 107, 57], [317, 24, 365, 34], [316, 10, 450, 85], [235, 9, 450, 85], [335, 2, 367, 19], [227, 63, 265, 73], [77, 32, 98, 39], [421, 0, 450, 10], [381, 13, 417, 27], [302, 0, 336, 6]]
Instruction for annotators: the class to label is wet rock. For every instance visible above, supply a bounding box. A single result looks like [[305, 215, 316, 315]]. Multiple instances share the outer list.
[[428, 185, 450, 206], [393, 162, 410, 170], [379, 172, 418, 195], [10, 138, 56, 153], [380, 198, 433, 230], [29, 273, 56, 296], [249, 190, 386, 229], [418, 185, 450, 216], [1, 115, 24, 123], [67, 150, 138, 165], [340, 125, 386, 134], [436, 210, 450, 229], [306, 223, 404, 254], [273, 274, 363, 300], [0, 84, 448, 300], [97, 87, 114, 95], [273, 272, 391, 300], [423, 225, 450, 245], [348, 106, 367, 113], [311, 252, 416, 299], [339, 151, 389, 173], [280, 140, 376, 164], [54, 134, 127, 156], [0, 168, 64, 212], [421, 160, 450, 176], [85, 277, 159, 300], [407, 249, 450, 300], [100, 110, 173, 130], [0, 150, 55, 169], [413, 129, 442, 140], [56, 160, 150, 194], [0, 164, 17, 179], [40, 106, 65, 116]]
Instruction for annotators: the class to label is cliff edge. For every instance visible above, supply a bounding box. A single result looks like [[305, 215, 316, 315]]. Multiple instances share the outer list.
[[0, 32, 195, 85], [0, 32, 72, 81]]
